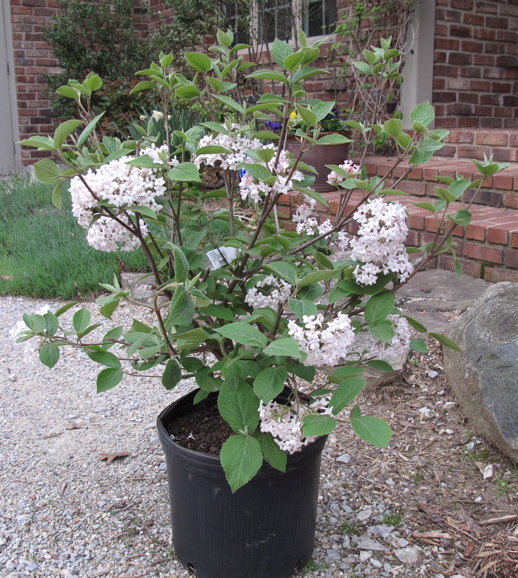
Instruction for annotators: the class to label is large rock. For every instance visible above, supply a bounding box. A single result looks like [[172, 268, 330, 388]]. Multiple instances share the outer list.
[[443, 282, 518, 462]]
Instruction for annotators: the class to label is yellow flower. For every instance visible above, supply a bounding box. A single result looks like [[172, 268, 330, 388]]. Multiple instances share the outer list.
[[290, 111, 298, 120]]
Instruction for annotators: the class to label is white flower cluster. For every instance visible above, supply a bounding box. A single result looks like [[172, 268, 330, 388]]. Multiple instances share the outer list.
[[327, 160, 360, 186], [296, 217, 333, 237], [350, 198, 413, 285], [244, 275, 292, 310], [239, 148, 305, 203], [259, 397, 333, 453], [288, 312, 355, 367], [70, 145, 169, 252], [194, 126, 262, 171], [370, 314, 411, 361], [292, 195, 316, 223], [329, 231, 350, 262]]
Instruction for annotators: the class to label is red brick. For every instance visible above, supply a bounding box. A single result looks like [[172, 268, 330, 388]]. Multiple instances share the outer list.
[[484, 267, 518, 283], [439, 255, 482, 278], [475, 132, 509, 146], [399, 181, 427, 196], [504, 193, 518, 208], [463, 242, 503, 263], [487, 222, 518, 244], [493, 175, 514, 190], [504, 248, 518, 268], [512, 231, 518, 248]]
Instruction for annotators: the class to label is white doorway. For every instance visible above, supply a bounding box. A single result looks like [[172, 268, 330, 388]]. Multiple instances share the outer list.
[[0, 1, 20, 175]]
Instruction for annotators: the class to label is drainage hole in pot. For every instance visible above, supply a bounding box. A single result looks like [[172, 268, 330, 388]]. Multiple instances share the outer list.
[[294, 560, 304, 572], [187, 562, 196, 575]]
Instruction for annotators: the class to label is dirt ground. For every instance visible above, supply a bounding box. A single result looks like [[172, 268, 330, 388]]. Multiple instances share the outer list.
[[328, 335, 518, 577]]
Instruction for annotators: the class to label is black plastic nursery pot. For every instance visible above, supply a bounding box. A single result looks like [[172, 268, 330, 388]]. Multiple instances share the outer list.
[[156, 389, 327, 578]]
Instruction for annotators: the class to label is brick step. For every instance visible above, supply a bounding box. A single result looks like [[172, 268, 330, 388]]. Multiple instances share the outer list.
[[441, 129, 518, 162], [279, 190, 518, 283], [363, 155, 518, 209]]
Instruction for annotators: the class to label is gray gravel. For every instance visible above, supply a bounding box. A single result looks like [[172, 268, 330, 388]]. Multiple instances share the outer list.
[[0, 295, 447, 578]]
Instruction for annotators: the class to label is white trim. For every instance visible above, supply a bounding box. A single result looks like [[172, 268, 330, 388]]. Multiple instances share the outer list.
[[400, 0, 436, 129], [1, 0, 21, 174]]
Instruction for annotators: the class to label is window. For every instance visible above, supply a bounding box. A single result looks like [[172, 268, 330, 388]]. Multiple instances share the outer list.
[[223, 0, 337, 46]]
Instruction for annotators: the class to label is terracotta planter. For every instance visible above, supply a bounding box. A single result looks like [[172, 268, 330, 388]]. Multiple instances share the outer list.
[[285, 132, 350, 192]]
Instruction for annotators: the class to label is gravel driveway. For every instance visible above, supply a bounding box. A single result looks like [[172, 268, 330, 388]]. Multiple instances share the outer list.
[[1, 295, 480, 578]]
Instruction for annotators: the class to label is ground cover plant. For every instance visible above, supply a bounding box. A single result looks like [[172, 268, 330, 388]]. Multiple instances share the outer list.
[[0, 176, 148, 299]]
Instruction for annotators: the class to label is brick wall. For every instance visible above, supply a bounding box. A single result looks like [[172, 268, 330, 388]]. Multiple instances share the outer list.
[[10, 0, 60, 166], [433, 0, 518, 129], [10, 0, 174, 166]]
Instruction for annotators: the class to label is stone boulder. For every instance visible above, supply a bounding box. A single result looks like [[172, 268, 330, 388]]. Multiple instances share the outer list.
[[443, 282, 518, 463]]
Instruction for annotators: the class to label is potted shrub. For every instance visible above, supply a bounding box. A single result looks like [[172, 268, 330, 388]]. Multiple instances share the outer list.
[[18, 30, 508, 578]]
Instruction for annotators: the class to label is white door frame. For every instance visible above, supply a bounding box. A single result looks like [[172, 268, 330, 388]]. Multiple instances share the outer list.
[[400, 0, 436, 129], [1, 1, 21, 175]]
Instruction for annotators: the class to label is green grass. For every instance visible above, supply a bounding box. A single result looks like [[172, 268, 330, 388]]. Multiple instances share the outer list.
[[0, 175, 148, 299]]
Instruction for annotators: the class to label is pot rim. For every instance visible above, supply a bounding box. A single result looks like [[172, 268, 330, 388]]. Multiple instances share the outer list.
[[156, 388, 328, 475]]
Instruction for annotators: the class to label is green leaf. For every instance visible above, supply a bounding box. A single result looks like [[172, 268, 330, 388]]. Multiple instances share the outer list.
[[263, 337, 301, 358], [173, 245, 190, 283], [218, 380, 260, 433], [217, 28, 232, 47], [129, 80, 156, 94], [97, 368, 123, 393], [257, 432, 287, 472], [284, 51, 306, 71], [414, 201, 436, 213], [18, 136, 56, 151], [246, 70, 289, 83], [429, 332, 462, 352], [317, 133, 351, 145], [289, 298, 318, 320], [101, 326, 123, 350], [39, 344, 60, 368], [435, 187, 456, 203], [330, 377, 366, 414], [55, 301, 78, 317], [448, 209, 471, 226], [303, 414, 337, 436], [350, 406, 392, 448], [162, 358, 182, 390], [383, 118, 402, 138], [167, 287, 194, 327], [253, 366, 287, 403], [87, 351, 121, 369], [215, 322, 267, 349], [220, 434, 263, 492], [365, 291, 394, 326], [410, 339, 428, 353], [175, 85, 201, 98], [239, 162, 273, 182], [168, 162, 201, 182], [100, 298, 120, 320], [402, 314, 427, 333], [51, 181, 63, 209], [34, 159, 62, 185], [271, 38, 294, 68], [290, 361, 315, 382], [297, 269, 337, 289], [295, 104, 317, 127], [199, 304, 235, 321], [54, 119, 83, 149], [57, 85, 80, 102], [212, 94, 245, 113], [196, 367, 223, 392], [365, 360, 394, 372], [368, 321, 395, 342], [73, 308, 91, 334], [264, 261, 298, 285], [184, 52, 212, 72], [201, 121, 228, 134], [353, 61, 372, 74], [410, 101, 435, 127]]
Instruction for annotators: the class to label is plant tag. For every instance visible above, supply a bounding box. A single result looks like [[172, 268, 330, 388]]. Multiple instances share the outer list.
[[207, 246, 239, 269]]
